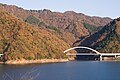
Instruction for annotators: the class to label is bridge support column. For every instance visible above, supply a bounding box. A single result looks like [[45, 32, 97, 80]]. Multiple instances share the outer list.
[[100, 55, 102, 61], [114, 55, 117, 60]]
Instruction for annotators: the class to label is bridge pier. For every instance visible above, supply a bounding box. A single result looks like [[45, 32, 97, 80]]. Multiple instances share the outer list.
[[100, 55, 102, 61], [115, 55, 117, 59]]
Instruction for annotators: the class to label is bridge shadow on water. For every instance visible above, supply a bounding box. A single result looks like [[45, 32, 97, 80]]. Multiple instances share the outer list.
[[75, 55, 100, 61], [74, 48, 100, 61]]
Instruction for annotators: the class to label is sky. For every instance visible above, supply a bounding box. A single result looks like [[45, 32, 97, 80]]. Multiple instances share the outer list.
[[0, 0, 120, 19]]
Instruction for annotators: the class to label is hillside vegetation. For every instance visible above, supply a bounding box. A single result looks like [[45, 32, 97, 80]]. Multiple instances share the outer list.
[[95, 18, 120, 52], [78, 18, 120, 53], [0, 11, 70, 60]]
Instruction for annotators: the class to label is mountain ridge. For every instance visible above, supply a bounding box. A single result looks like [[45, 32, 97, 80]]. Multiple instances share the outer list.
[[0, 3, 112, 45]]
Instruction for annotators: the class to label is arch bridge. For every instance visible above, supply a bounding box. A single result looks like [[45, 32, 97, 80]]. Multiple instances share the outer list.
[[64, 46, 120, 61]]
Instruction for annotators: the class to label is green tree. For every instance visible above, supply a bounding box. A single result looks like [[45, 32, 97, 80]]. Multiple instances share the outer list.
[[26, 15, 39, 25]]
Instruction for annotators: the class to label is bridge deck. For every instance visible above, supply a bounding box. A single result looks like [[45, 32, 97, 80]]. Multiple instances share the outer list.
[[66, 53, 100, 56], [101, 53, 120, 56], [67, 53, 120, 56]]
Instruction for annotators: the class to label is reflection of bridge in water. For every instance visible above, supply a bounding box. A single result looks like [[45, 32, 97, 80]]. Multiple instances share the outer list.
[[64, 46, 120, 61]]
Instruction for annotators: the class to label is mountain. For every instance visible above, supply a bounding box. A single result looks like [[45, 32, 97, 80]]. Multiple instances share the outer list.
[[0, 11, 70, 60], [0, 3, 112, 45], [77, 18, 120, 53], [0, 3, 117, 60]]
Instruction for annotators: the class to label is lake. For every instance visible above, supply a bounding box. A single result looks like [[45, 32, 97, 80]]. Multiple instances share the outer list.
[[0, 61, 120, 80]]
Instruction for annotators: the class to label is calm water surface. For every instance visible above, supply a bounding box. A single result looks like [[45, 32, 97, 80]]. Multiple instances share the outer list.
[[0, 61, 120, 80]]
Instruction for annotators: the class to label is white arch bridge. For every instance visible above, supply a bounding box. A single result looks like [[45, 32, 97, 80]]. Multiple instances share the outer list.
[[64, 46, 120, 61]]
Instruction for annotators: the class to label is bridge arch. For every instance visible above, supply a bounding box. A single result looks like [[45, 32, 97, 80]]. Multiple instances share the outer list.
[[64, 46, 100, 54]]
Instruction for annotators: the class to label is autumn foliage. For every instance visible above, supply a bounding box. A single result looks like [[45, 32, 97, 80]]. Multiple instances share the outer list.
[[0, 11, 70, 60]]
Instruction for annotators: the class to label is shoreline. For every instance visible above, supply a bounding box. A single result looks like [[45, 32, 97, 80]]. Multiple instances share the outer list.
[[0, 59, 69, 65], [1, 58, 119, 65]]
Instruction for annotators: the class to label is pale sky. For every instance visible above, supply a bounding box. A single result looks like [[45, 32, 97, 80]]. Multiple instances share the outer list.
[[0, 0, 120, 19]]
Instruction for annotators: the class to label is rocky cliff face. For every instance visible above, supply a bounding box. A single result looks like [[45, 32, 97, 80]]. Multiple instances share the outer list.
[[0, 3, 112, 45]]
